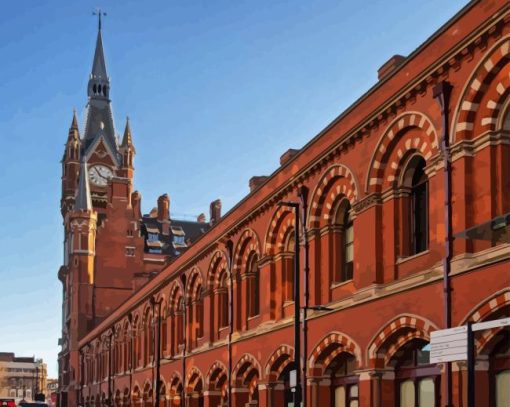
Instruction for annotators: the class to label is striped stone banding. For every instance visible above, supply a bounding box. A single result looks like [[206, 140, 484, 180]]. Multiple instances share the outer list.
[[455, 37, 510, 141], [265, 344, 294, 380], [308, 164, 359, 229], [368, 112, 439, 192], [368, 315, 434, 367], [308, 332, 362, 375]]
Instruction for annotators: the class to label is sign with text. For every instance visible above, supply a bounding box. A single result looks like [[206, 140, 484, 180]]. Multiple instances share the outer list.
[[430, 326, 468, 364]]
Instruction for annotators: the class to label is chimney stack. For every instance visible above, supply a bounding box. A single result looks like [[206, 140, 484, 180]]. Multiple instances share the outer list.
[[131, 191, 142, 220], [157, 194, 170, 235], [280, 148, 300, 166], [249, 176, 268, 192], [197, 213, 206, 223], [210, 199, 222, 226], [377, 54, 406, 80]]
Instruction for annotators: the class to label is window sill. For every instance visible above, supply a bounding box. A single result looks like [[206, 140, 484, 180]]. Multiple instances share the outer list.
[[247, 313, 260, 321], [396, 249, 430, 265], [330, 279, 353, 290]]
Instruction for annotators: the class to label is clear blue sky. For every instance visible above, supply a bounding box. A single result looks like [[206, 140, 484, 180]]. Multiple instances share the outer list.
[[0, 0, 469, 378]]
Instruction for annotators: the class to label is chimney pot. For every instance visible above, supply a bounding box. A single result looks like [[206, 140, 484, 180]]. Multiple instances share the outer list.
[[197, 213, 206, 223], [157, 193, 170, 234], [378, 54, 406, 80], [210, 199, 222, 226], [280, 148, 300, 166], [131, 191, 142, 220]]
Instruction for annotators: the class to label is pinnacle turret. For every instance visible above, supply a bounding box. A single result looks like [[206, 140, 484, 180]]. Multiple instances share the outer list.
[[121, 117, 134, 149]]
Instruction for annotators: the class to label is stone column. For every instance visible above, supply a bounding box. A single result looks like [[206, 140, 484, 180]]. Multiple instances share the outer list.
[[232, 387, 250, 406], [203, 390, 221, 407]]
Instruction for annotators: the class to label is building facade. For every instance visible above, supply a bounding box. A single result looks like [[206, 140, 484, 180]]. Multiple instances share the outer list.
[[0, 353, 47, 402], [71, 1, 510, 406]]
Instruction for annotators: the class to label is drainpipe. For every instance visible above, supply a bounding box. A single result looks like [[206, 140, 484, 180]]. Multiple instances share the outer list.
[[433, 80, 453, 407], [108, 331, 113, 406], [181, 274, 187, 407], [226, 240, 235, 407], [152, 297, 163, 407], [299, 186, 310, 407], [128, 313, 133, 407]]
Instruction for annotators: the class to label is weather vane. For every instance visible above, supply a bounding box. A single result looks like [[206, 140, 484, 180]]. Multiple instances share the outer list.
[[92, 8, 107, 30]]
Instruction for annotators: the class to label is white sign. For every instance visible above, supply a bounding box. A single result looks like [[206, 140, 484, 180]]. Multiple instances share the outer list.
[[289, 369, 297, 388], [473, 317, 510, 332], [430, 326, 467, 364]]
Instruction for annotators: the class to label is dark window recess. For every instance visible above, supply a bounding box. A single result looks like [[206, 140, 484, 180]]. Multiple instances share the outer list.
[[343, 208, 354, 281], [411, 158, 428, 255]]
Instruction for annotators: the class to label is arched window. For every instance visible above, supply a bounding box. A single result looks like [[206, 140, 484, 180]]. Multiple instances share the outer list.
[[283, 230, 295, 302], [333, 200, 354, 283], [394, 341, 438, 407], [218, 271, 229, 330], [195, 284, 204, 339], [403, 156, 428, 256], [247, 253, 260, 318]]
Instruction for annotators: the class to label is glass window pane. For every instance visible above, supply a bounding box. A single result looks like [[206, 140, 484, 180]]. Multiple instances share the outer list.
[[334, 386, 346, 407], [345, 243, 353, 262], [349, 385, 358, 398], [400, 380, 415, 407], [345, 225, 353, 243], [496, 370, 510, 407], [418, 378, 435, 407], [349, 402, 358, 407]]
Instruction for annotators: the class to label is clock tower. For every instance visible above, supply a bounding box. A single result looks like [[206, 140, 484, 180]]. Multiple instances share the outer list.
[[58, 17, 144, 407]]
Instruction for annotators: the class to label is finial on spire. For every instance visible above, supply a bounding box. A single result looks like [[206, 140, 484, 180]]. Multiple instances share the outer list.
[[93, 8, 107, 31], [71, 108, 79, 129], [121, 116, 133, 147]]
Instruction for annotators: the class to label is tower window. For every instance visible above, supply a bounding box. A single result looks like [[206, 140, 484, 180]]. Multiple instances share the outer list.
[[93, 84, 97, 94]]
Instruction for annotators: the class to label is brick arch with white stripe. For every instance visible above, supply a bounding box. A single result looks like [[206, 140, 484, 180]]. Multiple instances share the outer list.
[[308, 164, 359, 229], [264, 207, 295, 256], [232, 353, 262, 386], [233, 228, 261, 274], [307, 332, 362, 376], [367, 314, 439, 368], [365, 112, 439, 193], [452, 36, 510, 143], [264, 344, 295, 382], [205, 361, 229, 390], [207, 250, 228, 289], [185, 366, 204, 393], [460, 289, 510, 354]]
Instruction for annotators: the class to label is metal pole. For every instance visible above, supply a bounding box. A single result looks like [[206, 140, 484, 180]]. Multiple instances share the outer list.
[[293, 204, 302, 407], [226, 240, 234, 407], [299, 186, 309, 407], [154, 299, 162, 407], [108, 333, 113, 406], [433, 80, 453, 407], [467, 322, 475, 407]]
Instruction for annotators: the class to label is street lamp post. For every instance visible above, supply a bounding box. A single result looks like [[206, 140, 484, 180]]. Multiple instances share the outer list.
[[278, 201, 301, 406], [151, 296, 163, 407]]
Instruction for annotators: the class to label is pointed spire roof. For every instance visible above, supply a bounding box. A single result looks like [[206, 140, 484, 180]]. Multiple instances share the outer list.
[[70, 108, 79, 130], [91, 23, 108, 81], [75, 158, 92, 211], [121, 117, 133, 147]]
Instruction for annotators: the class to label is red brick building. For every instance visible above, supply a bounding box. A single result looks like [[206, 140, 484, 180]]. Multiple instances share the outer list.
[[64, 1, 510, 406], [57, 14, 210, 407]]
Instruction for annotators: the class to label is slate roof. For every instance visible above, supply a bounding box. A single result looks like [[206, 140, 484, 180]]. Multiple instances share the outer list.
[[141, 216, 210, 257]]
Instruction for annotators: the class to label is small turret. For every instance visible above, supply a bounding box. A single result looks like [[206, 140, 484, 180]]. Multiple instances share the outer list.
[[61, 110, 82, 216], [119, 117, 136, 178]]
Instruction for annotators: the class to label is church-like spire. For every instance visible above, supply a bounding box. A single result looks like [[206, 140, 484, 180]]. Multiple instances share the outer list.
[[75, 158, 92, 211], [88, 11, 109, 99]]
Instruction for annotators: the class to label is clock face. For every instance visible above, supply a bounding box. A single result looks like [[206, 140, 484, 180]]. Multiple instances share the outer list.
[[88, 164, 113, 187]]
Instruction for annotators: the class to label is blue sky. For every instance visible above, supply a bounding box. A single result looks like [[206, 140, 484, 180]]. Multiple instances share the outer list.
[[0, 0, 469, 378]]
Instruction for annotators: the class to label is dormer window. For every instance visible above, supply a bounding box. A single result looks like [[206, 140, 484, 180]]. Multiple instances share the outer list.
[[171, 226, 187, 248], [147, 233, 159, 242]]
